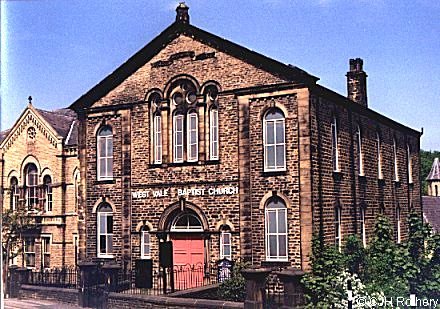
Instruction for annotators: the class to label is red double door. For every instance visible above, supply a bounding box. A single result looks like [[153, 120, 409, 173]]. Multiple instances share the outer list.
[[171, 234, 204, 289]]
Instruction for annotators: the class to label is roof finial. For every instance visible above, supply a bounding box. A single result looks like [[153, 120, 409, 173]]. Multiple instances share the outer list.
[[176, 2, 189, 24], [28, 96, 33, 105]]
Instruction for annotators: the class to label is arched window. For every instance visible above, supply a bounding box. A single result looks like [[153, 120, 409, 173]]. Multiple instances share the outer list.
[[393, 138, 399, 182], [396, 206, 401, 244], [140, 227, 151, 259], [376, 132, 383, 179], [210, 108, 219, 160], [153, 114, 162, 164], [97, 203, 113, 257], [97, 126, 113, 180], [43, 175, 52, 212], [173, 113, 185, 163], [220, 226, 232, 260], [407, 144, 413, 184], [10, 177, 19, 211], [25, 163, 38, 210], [360, 205, 366, 247], [331, 116, 339, 172], [334, 205, 342, 251], [187, 111, 198, 162], [263, 108, 286, 171], [171, 213, 203, 232], [74, 172, 80, 212], [356, 126, 364, 176], [265, 197, 288, 261]]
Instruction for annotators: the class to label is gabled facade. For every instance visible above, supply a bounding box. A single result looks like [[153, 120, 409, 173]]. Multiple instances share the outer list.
[[70, 4, 421, 272], [0, 101, 81, 269]]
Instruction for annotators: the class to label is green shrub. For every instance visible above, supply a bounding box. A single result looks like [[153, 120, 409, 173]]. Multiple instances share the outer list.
[[217, 261, 249, 302]]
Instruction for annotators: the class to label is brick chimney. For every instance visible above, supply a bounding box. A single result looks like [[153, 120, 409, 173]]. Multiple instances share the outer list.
[[176, 2, 190, 24], [346, 58, 368, 107]]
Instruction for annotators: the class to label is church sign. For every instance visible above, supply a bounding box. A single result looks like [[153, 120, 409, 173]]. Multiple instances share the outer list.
[[132, 186, 239, 199]]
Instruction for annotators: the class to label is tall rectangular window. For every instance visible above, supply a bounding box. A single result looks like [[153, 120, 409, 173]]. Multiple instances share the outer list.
[[10, 177, 19, 211], [331, 117, 339, 172], [187, 112, 198, 162], [356, 126, 364, 176], [97, 126, 113, 180], [377, 132, 383, 179], [396, 207, 401, 244], [25, 164, 38, 210], [173, 114, 184, 163], [265, 197, 288, 261], [43, 175, 52, 212], [263, 109, 286, 171], [41, 236, 51, 269], [407, 144, 413, 184], [141, 230, 151, 259], [210, 109, 219, 160], [24, 238, 35, 268], [154, 115, 162, 164], [220, 231, 232, 260], [97, 204, 113, 257], [393, 138, 399, 181], [360, 207, 366, 247], [335, 207, 342, 251]]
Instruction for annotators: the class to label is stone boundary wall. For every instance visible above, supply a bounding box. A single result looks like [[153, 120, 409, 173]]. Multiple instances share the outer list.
[[19, 284, 78, 305]]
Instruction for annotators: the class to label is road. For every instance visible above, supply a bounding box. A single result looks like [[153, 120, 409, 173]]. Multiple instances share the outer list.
[[4, 298, 83, 309]]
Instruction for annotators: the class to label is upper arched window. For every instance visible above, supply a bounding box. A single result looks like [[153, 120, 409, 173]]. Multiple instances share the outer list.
[[97, 126, 113, 180], [97, 203, 113, 257], [153, 114, 162, 164], [25, 163, 38, 210], [74, 172, 80, 212], [356, 125, 364, 176], [10, 177, 19, 211], [263, 108, 286, 171], [43, 175, 52, 212], [407, 144, 413, 184], [171, 212, 203, 232], [265, 197, 288, 261], [376, 132, 383, 179], [210, 108, 219, 160], [393, 138, 399, 182], [331, 116, 339, 172], [187, 111, 198, 162], [173, 112, 185, 163]]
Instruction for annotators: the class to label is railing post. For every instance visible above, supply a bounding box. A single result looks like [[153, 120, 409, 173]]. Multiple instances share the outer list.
[[274, 267, 306, 309], [78, 261, 97, 307], [241, 267, 271, 309]]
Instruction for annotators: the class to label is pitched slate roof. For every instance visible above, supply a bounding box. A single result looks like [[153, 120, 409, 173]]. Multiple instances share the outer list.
[[69, 12, 319, 111], [423, 196, 440, 233], [0, 107, 78, 147], [427, 158, 440, 180]]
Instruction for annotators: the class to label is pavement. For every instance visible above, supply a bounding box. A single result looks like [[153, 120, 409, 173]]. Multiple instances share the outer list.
[[4, 298, 83, 309]]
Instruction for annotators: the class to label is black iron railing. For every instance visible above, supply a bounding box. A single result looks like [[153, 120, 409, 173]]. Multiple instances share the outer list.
[[26, 267, 78, 289]]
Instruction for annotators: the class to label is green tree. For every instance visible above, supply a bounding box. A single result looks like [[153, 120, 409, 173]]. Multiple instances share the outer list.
[[2, 208, 36, 295], [343, 235, 366, 279]]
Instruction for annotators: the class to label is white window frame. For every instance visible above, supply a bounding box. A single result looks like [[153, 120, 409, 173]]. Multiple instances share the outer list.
[[356, 126, 364, 176], [153, 115, 162, 164], [335, 206, 342, 251], [377, 132, 383, 179], [24, 237, 36, 268], [407, 144, 413, 184], [73, 234, 79, 266], [44, 175, 53, 213], [220, 231, 232, 260], [173, 114, 184, 163], [396, 207, 401, 244], [97, 127, 113, 181], [393, 138, 399, 182], [26, 164, 38, 211], [360, 206, 366, 248], [187, 112, 198, 162], [74, 172, 80, 212], [170, 213, 203, 232], [41, 235, 51, 269], [10, 177, 19, 211], [210, 108, 219, 160], [140, 230, 151, 259], [263, 109, 286, 172], [331, 117, 340, 172], [265, 198, 288, 261], [97, 205, 114, 258]]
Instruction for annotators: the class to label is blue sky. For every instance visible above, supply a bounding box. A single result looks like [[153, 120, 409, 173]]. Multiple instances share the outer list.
[[1, 0, 439, 149]]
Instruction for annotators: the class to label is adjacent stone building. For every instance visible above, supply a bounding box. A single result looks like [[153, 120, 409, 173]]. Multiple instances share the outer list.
[[70, 4, 421, 273], [0, 101, 81, 269], [422, 158, 440, 233]]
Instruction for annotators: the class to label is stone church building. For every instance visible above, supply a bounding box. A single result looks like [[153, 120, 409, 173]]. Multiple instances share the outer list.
[[0, 101, 81, 269], [70, 4, 421, 272]]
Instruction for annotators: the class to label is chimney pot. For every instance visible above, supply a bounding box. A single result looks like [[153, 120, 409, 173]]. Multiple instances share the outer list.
[[346, 58, 368, 107], [176, 2, 190, 24]]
